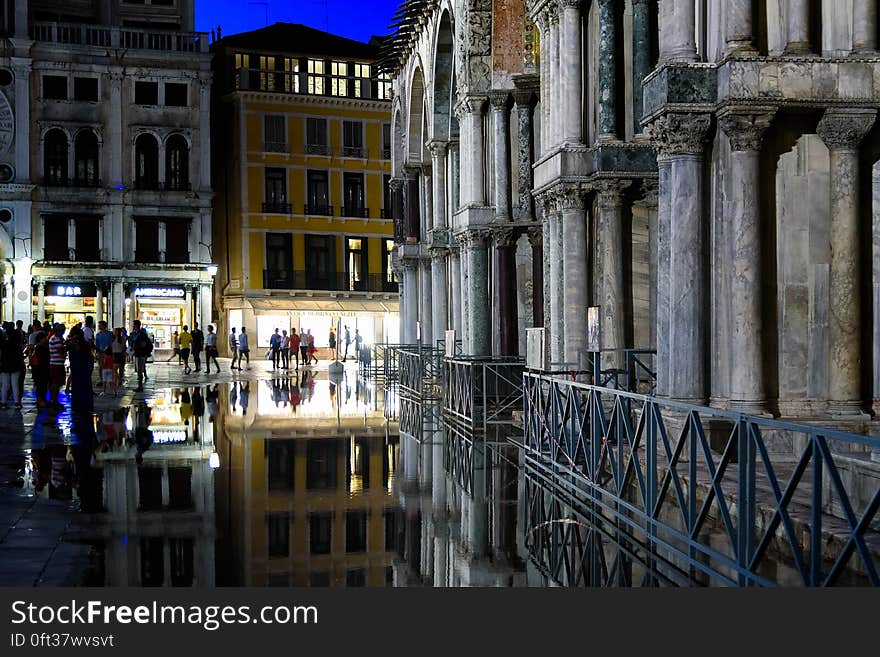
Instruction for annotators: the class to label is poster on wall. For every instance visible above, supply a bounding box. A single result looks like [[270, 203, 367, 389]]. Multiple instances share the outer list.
[[140, 308, 182, 326]]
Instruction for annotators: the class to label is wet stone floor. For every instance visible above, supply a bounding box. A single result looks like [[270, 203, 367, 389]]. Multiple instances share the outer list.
[[0, 357, 417, 587]]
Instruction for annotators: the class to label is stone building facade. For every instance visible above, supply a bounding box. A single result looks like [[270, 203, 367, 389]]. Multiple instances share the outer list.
[[0, 0, 213, 345], [387, 0, 880, 422]]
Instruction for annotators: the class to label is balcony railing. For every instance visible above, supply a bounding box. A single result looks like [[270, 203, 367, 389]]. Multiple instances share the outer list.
[[305, 144, 331, 156], [30, 22, 208, 53], [262, 269, 399, 293], [263, 141, 289, 154], [135, 251, 191, 265], [380, 208, 393, 219], [341, 146, 366, 158], [42, 177, 102, 188], [341, 206, 370, 219], [304, 204, 334, 216], [133, 180, 191, 192], [263, 202, 292, 214]]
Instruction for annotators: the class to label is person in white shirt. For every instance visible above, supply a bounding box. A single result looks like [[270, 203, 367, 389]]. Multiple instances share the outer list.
[[82, 315, 96, 345], [238, 327, 250, 368]]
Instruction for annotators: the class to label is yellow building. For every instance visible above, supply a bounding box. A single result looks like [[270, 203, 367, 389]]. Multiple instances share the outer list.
[[214, 379, 402, 587], [212, 23, 398, 351]]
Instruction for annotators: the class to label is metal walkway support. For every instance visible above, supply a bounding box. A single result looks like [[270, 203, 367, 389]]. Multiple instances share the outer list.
[[522, 372, 880, 587]]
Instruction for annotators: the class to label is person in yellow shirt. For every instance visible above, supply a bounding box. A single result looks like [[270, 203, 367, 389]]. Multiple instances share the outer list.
[[179, 326, 193, 375]]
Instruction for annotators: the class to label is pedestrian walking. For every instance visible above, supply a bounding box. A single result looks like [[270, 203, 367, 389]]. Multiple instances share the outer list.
[[229, 328, 240, 371], [354, 329, 363, 363], [307, 330, 318, 365], [280, 330, 290, 369], [112, 328, 127, 387], [82, 316, 96, 346], [343, 325, 351, 361], [31, 330, 50, 408], [67, 327, 95, 412], [238, 327, 251, 369], [168, 330, 180, 362], [179, 326, 193, 374], [48, 324, 67, 408], [191, 322, 205, 372], [130, 320, 153, 392], [0, 322, 24, 409], [290, 329, 301, 369], [270, 328, 281, 369], [299, 328, 309, 367], [205, 325, 221, 373], [329, 328, 337, 361]]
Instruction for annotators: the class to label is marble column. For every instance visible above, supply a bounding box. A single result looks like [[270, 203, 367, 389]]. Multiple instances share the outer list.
[[404, 169, 421, 240], [390, 178, 405, 241], [543, 193, 563, 363], [464, 96, 487, 206], [513, 83, 537, 220], [560, 0, 583, 144], [421, 164, 433, 239], [489, 92, 512, 219], [450, 245, 463, 339], [597, 0, 617, 140], [494, 227, 519, 356], [528, 226, 544, 328], [465, 230, 491, 356], [669, 0, 698, 61], [725, 0, 756, 55], [459, 233, 471, 351], [547, 6, 561, 148], [595, 179, 632, 369], [852, 1, 878, 53], [37, 282, 45, 322], [632, 0, 652, 136], [719, 109, 775, 413], [420, 257, 433, 346], [655, 159, 671, 396], [431, 249, 448, 344], [96, 285, 104, 324], [428, 141, 448, 231], [650, 112, 711, 403], [817, 109, 877, 415], [402, 259, 419, 344], [535, 11, 551, 154], [559, 186, 588, 365], [634, 181, 659, 349], [784, 0, 811, 54]]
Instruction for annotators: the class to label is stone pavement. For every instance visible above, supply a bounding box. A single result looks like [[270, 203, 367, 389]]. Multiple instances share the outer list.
[[0, 354, 358, 586]]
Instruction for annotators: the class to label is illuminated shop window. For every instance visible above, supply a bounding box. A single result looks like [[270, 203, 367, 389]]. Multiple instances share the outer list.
[[307, 59, 325, 95], [330, 61, 347, 97]]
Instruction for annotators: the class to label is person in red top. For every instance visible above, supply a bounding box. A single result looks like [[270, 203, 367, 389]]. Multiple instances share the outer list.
[[289, 329, 302, 369], [306, 330, 318, 365]]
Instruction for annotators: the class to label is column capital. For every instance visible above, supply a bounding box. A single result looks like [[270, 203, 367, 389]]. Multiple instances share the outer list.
[[488, 90, 511, 110], [403, 165, 421, 180], [460, 94, 487, 115], [389, 177, 405, 192], [526, 225, 543, 247], [817, 109, 877, 151], [555, 184, 586, 212], [492, 224, 519, 248], [718, 108, 776, 152], [463, 228, 491, 249], [426, 139, 448, 158], [593, 178, 632, 208], [430, 247, 449, 261], [646, 112, 712, 159], [512, 73, 540, 103], [400, 257, 420, 273]]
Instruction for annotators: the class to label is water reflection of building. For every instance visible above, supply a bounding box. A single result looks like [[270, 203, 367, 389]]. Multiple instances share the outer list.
[[82, 387, 217, 586], [216, 374, 401, 586]]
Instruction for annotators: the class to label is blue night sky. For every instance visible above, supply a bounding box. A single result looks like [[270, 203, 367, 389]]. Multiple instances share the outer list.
[[196, 0, 401, 42]]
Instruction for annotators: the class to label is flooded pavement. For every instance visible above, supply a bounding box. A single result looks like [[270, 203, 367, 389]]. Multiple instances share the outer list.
[[0, 360, 413, 587]]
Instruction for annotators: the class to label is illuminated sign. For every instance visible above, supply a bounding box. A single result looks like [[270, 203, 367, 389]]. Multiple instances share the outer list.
[[55, 285, 82, 297], [151, 429, 189, 445], [48, 282, 98, 297], [134, 287, 185, 299]]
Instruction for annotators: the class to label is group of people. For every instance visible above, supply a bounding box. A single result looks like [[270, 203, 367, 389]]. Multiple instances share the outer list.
[[166, 323, 222, 375]]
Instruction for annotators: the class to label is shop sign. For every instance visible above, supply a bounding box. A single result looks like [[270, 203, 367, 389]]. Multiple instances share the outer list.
[[134, 287, 186, 299], [140, 308, 181, 326], [49, 283, 98, 297], [151, 429, 189, 445]]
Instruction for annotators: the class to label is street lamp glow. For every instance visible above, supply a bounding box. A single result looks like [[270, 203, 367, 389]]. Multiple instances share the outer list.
[[206, 264, 219, 277], [209, 452, 220, 470]]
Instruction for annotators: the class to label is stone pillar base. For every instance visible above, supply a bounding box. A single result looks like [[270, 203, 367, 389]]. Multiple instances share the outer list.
[[829, 400, 870, 420], [728, 399, 772, 417]]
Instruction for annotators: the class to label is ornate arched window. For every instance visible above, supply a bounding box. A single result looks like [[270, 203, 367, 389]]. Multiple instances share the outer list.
[[135, 133, 159, 190], [44, 129, 68, 186], [165, 134, 190, 191]]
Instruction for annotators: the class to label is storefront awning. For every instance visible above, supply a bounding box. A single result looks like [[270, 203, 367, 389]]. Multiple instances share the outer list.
[[247, 298, 399, 314]]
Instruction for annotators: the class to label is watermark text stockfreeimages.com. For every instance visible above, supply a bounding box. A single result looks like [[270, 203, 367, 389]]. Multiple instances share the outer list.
[[10, 600, 318, 632]]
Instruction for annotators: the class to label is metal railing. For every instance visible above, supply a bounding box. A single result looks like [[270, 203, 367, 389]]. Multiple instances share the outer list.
[[341, 146, 366, 158], [31, 22, 208, 53], [398, 346, 444, 440], [579, 348, 657, 394], [305, 144, 331, 156], [341, 206, 370, 218], [304, 204, 334, 216], [260, 270, 398, 293], [263, 141, 289, 153], [443, 357, 526, 495], [263, 202, 292, 214], [521, 372, 880, 587]]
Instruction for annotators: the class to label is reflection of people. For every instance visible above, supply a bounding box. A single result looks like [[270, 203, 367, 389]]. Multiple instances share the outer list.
[[343, 326, 351, 361], [239, 381, 250, 413], [329, 328, 337, 361]]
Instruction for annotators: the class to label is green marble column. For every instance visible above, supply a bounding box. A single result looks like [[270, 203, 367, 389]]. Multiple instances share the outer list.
[[632, 0, 651, 135], [598, 0, 617, 139]]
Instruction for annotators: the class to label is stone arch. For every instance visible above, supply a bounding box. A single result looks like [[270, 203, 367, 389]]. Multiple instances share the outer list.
[[392, 105, 406, 175], [73, 128, 99, 185], [431, 9, 455, 142], [407, 66, 426, 164], [43, 127, 68, 184]]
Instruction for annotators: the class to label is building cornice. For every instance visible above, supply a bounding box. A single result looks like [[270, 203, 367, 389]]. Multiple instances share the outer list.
[[226, 90, 391, 110]]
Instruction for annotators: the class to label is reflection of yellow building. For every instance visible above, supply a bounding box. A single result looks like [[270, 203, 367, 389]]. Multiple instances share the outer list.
[[212, 23, 398, 351], [216, 379, 401, 586]]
